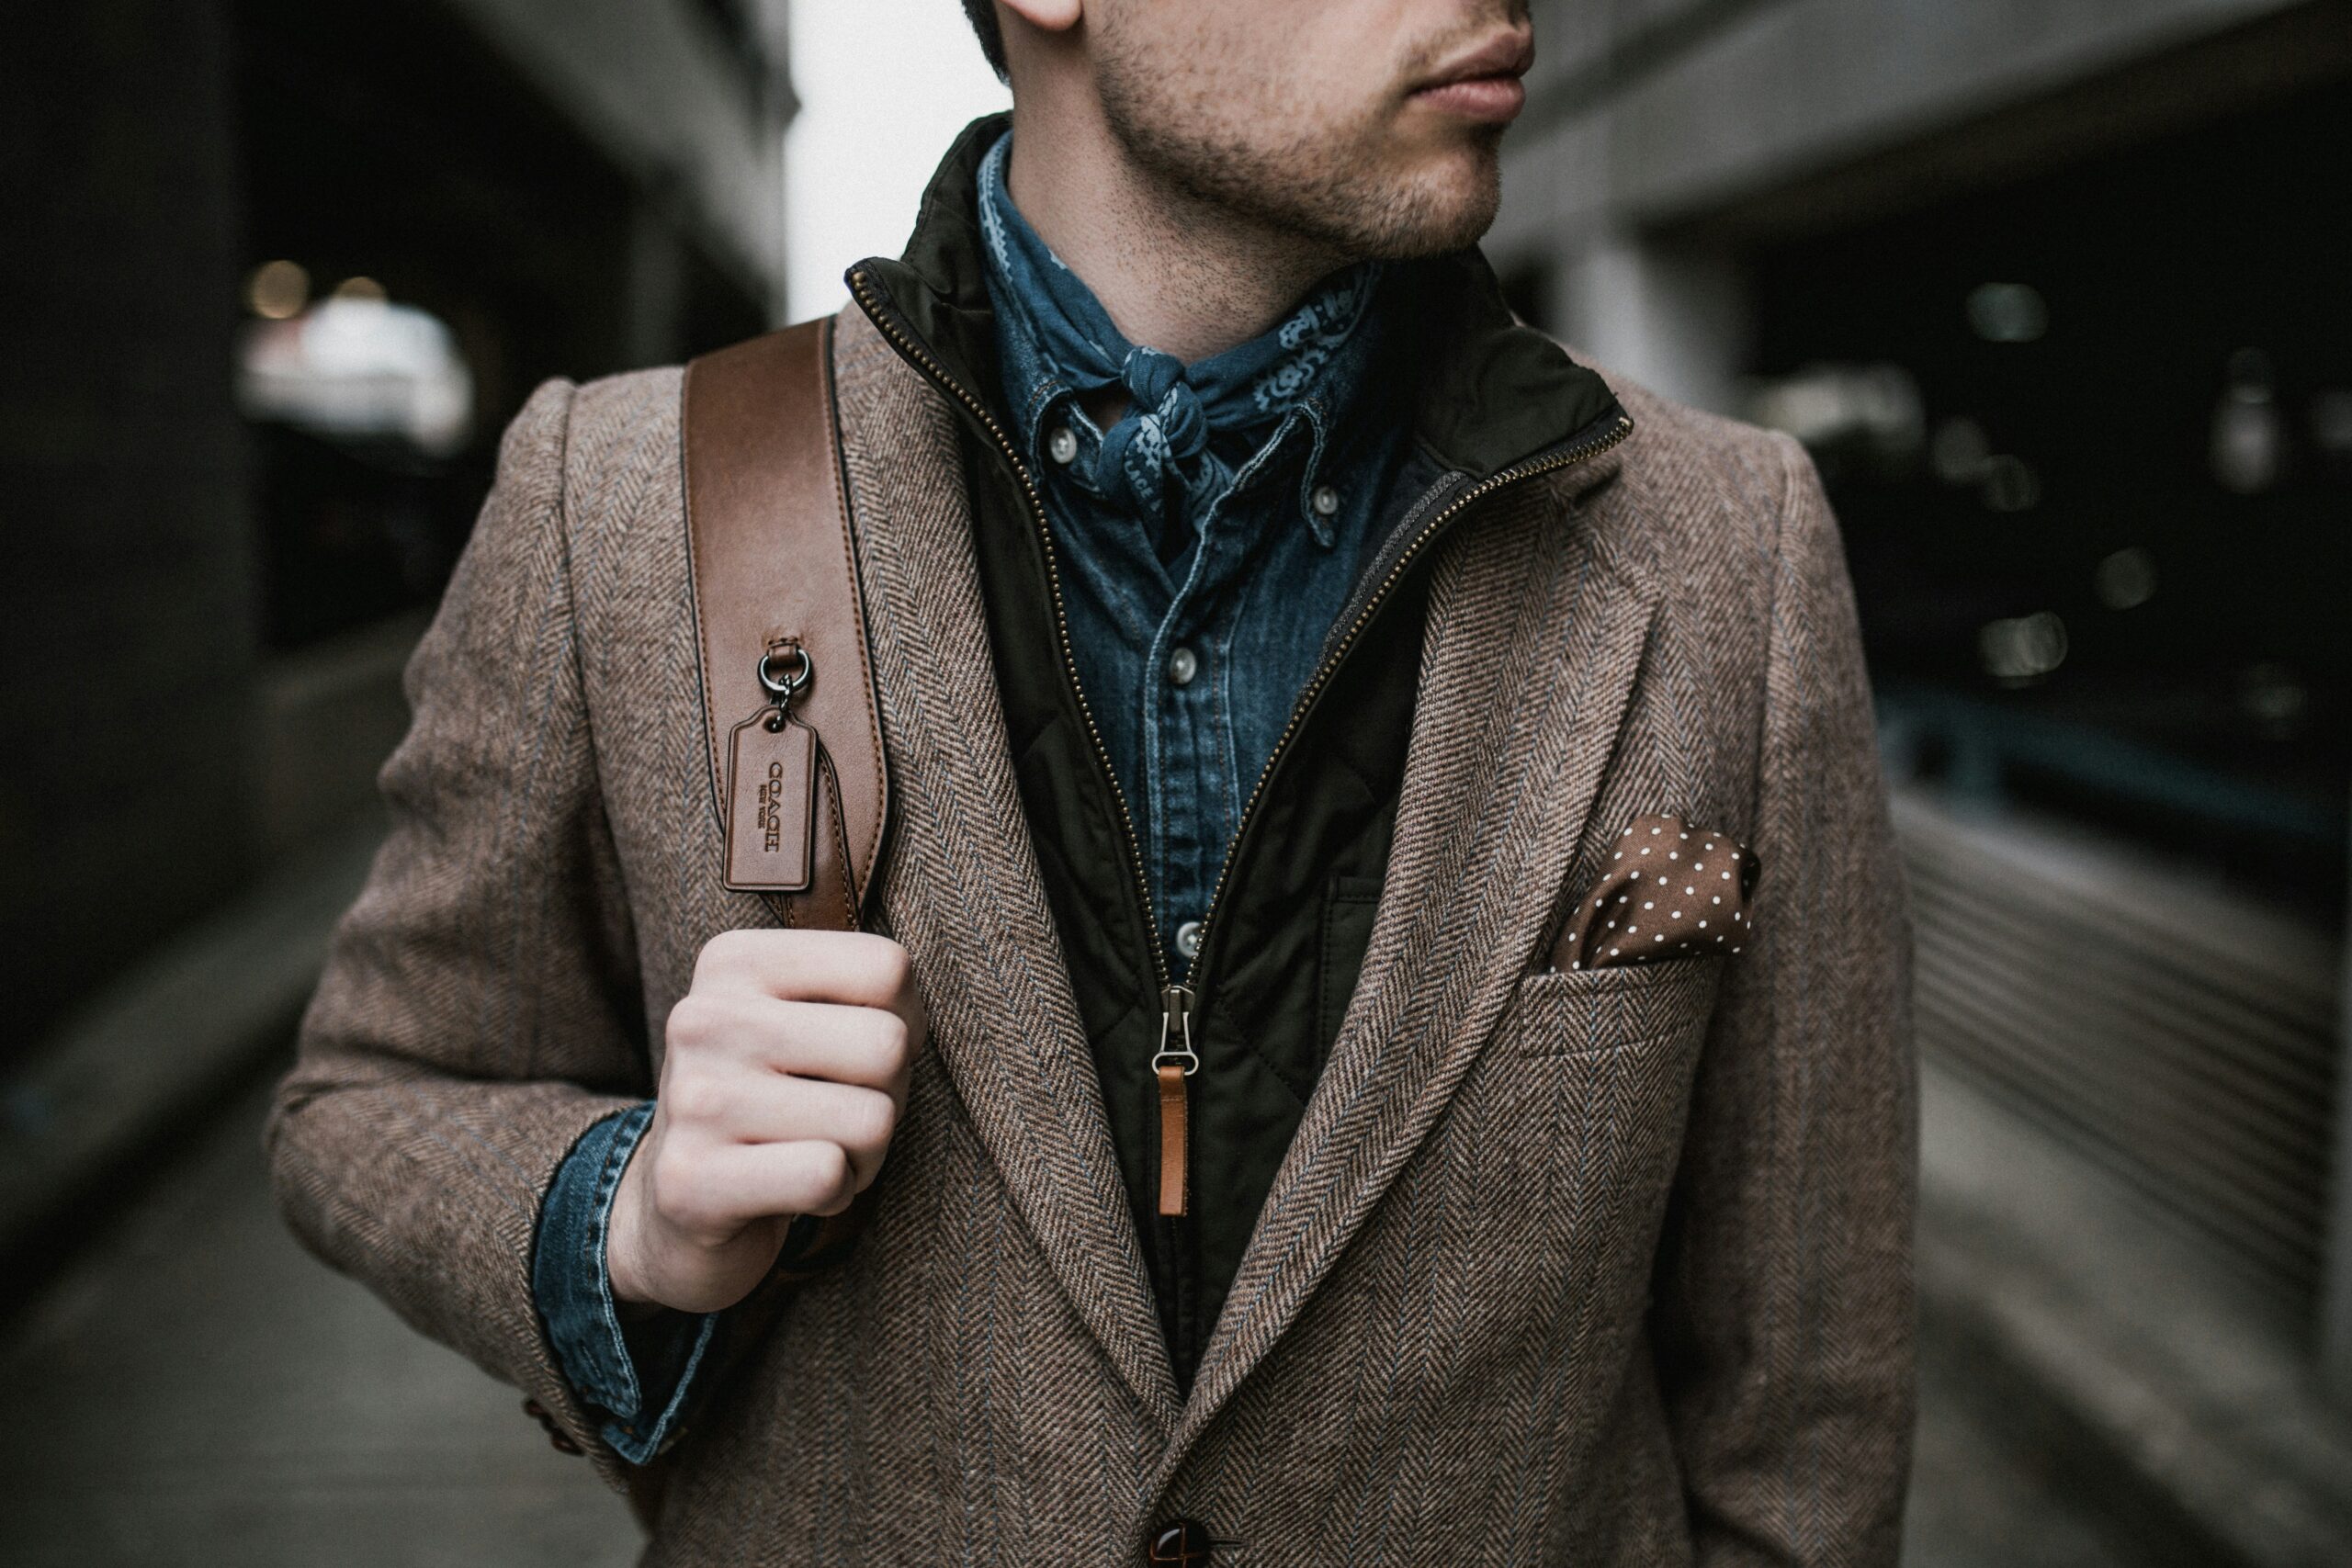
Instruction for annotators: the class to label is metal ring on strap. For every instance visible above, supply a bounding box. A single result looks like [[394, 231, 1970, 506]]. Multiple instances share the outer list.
[[758, 643, 814, 705]]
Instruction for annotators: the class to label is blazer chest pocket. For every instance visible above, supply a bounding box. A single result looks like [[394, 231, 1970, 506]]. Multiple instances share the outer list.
[[1498, 956, 1725, 1059]]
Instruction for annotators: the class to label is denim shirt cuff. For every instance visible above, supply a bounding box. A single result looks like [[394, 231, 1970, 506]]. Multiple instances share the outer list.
[[532, 1101, 721, 1465]]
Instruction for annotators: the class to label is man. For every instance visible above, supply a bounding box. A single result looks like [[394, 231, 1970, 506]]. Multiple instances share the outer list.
[[270, 0, 1915, 1562]]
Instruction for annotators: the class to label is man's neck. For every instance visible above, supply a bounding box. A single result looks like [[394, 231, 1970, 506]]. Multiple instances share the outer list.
[[1004, 106, 1348, 366]]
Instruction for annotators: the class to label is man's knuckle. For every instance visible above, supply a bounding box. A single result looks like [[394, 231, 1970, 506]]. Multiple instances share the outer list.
[[665, 1066, 727, 1124], [876, 940, 915, 994], [650, 1145, 705, 1210], [665, 993, 724, 1053], [866, 1011, 910, 1077], [848, 1088, 897, 1149], [695, 929, 747, 975], [801, 1143, 853, 1207]]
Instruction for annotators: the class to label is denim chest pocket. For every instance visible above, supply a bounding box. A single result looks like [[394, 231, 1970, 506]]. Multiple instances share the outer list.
[[1497, 954, 1726, 1059]]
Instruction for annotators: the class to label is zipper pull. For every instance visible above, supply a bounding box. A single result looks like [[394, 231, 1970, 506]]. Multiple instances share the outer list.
[[1153, 985, 1198, 1217]]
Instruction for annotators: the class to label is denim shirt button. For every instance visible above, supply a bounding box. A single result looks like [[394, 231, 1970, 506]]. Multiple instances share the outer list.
[[1175, 920, 1205, 961], [1167, 646, 1199, 686], [1047, 424, 1080, 465], [1310, 483, 1341, 517]]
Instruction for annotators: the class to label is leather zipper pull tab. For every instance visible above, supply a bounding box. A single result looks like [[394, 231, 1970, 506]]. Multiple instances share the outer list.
[[1153, 984, 1197, 1218]]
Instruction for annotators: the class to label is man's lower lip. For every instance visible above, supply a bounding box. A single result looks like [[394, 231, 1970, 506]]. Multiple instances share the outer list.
[[1410, 74, 1527, 123]]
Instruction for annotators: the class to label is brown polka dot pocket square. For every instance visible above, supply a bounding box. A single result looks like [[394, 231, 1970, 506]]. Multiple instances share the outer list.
[[1548, 812, 1761, 972]]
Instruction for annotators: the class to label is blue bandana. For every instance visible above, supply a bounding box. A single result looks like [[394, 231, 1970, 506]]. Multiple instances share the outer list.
[[976, 132, 1380, 535]]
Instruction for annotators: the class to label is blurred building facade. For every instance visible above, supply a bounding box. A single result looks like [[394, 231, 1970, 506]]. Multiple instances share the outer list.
[[3, 0, 795, 1056], [1490, 0, 2352, 1415]]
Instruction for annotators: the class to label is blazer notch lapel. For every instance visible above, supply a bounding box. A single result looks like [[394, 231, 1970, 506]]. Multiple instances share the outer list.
[[830, 307, 1182, 1431]]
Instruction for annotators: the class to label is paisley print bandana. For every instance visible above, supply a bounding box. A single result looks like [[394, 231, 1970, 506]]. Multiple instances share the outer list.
[[977, 131, 1380, 532]]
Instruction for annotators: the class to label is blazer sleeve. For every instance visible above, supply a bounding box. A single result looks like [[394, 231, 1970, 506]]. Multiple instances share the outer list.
[[265, 377, 650, 1480], [1649, 433, 1918, 1565]]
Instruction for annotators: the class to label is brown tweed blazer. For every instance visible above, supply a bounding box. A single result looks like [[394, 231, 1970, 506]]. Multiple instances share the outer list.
[[269, 304, 1915, 1565]]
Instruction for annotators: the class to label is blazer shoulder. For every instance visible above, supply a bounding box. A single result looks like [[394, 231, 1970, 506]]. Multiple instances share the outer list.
[[533, 364, 686, 547], [475, 366, 689, 634], [1577, 360, 1817, 589], [482, 366, 683, 512], [563, 363, 685, 473], [1616, 374, 1780, 459]]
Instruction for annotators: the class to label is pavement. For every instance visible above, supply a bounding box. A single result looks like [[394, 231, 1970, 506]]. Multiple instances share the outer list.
[[0, 818, 384, 1312], [0, 1065, 2160, 1568], [1907, 1324, 2148, 1568], [0, 1072, 638, 1568], [1918, 1061, 2352, 1567]]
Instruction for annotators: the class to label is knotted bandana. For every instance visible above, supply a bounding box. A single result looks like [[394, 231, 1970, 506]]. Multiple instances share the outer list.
[[976, 132, 1379, 536]]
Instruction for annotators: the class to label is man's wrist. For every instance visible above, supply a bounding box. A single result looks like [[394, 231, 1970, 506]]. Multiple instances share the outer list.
[[604, 1157, 655, 1309]]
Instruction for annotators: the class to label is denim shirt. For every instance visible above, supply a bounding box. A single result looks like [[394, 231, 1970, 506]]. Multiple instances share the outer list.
[[529, 134, 1412, 1459], [975, 130, 1411, 966]]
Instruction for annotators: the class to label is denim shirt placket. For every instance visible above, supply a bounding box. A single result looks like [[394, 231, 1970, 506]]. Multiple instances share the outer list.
[[1136, 403, 1336, 965], [1007, 310, 1357, 964]]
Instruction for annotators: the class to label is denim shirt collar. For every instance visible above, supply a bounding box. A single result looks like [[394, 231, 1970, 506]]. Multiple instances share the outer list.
[[974, 130, 1388, 549]]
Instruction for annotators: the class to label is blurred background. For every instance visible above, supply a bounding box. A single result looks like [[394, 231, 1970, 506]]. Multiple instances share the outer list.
[[1, 0, 2346, 1562]]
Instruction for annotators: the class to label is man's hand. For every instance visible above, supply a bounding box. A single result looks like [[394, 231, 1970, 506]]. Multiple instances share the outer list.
[[607, 931, 925, 1314]]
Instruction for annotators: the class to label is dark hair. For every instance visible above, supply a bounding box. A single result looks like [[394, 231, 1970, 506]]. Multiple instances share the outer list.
[[960, 0, 1009, 79]]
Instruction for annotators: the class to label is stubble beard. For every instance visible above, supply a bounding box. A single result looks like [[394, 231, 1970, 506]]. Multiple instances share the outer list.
[[1094, 44, 1506, 266]]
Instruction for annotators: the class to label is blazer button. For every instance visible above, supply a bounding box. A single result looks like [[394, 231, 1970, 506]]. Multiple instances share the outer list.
[[1144, 1519, 1213, 1565]]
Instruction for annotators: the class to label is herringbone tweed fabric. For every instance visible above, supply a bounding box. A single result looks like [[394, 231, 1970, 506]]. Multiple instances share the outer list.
[[268, 301, 1914, 1565]]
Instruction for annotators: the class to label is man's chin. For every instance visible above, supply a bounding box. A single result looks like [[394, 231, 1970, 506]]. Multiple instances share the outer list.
[[1112, 103, 1502, 263], [1348, 152, 1502, 259]]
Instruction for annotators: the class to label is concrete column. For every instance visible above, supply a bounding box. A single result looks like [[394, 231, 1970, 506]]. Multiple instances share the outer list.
[[1555, 231, 1752, 418]]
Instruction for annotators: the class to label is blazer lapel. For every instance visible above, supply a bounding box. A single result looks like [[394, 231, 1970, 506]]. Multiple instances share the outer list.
[[1161, 449, 1659, 1462], [830, 310, 1183, 1431]]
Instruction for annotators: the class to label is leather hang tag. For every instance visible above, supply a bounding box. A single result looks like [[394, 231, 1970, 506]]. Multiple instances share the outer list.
[[724, 710, 818, 893]]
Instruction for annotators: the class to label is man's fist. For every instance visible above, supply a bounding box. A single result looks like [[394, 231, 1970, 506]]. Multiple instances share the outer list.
[[607, 930, 925, 1314]]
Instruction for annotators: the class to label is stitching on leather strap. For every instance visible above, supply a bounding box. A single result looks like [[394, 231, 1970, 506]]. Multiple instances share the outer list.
[[819, 316, 890, 903], [680, 360, 729, 834]]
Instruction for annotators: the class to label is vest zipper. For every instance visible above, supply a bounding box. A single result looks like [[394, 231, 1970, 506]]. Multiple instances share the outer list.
[[847, 267, 1629, 1269], [1153, 983, 1198, 1217], [848, 268, 1172, 993]]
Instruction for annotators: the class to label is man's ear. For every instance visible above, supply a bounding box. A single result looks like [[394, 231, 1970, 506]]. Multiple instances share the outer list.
[[999, 0, 1082, 34]]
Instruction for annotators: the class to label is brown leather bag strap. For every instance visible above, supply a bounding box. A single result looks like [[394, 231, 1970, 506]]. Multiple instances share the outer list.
[[627, 318, 889, 1522], [682, 315, 889, 930]]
